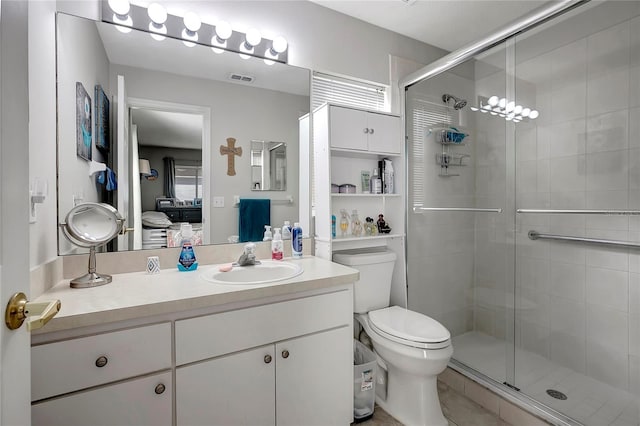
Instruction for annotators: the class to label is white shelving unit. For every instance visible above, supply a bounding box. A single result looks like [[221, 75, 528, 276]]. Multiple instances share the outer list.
[[312, 103, 407, 306]]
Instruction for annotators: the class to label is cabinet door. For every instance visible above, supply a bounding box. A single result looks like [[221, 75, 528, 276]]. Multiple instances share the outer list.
[[176, 345, 276, 426], [275, 326, 352, 426], [330, 106, 368, 151], [32, 371, 171, 426], [367, 112, 401, 154]]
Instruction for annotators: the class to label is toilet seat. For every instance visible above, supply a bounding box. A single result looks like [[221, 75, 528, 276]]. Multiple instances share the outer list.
[[368, 306, 451, 350]]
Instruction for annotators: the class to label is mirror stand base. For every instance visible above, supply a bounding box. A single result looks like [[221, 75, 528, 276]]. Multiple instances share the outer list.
[[70, 272, 112, 288]]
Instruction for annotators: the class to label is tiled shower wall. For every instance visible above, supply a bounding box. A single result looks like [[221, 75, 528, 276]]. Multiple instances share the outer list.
[[472, 13, 640, 392]]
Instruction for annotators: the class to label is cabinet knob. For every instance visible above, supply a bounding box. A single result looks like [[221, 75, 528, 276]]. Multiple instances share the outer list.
[[264, 354, 272, 364], [363, 128, 369, 134], [281, 350, 290, 359], [369, 128, 375, 134], [155, 383, 166, 395], [95, 356, 108, 368]]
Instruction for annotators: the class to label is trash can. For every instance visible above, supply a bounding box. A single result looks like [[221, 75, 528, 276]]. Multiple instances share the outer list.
[[354, 339, 376, 422]]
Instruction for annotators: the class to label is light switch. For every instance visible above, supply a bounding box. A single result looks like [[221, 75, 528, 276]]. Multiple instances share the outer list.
[[213, 196, 225, 208]]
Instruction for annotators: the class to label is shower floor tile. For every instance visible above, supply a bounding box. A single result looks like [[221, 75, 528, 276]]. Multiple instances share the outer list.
[[452, 332, 640, 426]]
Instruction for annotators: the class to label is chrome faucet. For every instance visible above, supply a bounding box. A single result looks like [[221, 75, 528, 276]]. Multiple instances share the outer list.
[[234, 243, 261, 266]]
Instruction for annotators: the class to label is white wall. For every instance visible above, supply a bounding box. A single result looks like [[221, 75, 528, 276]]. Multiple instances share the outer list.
[[29, 0, 447, 267]]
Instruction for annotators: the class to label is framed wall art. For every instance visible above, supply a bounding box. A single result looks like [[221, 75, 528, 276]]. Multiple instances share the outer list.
[[76, 82, 92, 161], [95, 84, 110, 152]]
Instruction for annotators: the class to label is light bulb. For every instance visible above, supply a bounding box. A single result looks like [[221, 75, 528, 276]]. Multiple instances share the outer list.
[[490, 111, 498, 116], [211, 46, 225, 54], [108, 0, 130, 16], [488, 96, 499, 106], [182, 28, 198, 47], [529, 110, 539, 119], [470, 106, 479, 112], [498, 98, 507, 109], [149, 22, 167, 41], [514, 105, 523, 115], [482, 104, 492, 110], [506, 115, 513, 121], [147, 3, 167, 24], [113, 14, 133, 33], [480, 109, 488, 113], [271, 36, 287, 54], [183, 12, 201, 32], [522, 108, 531, 117], [245, 28, 262, 47], [506, 101, 515, 112], [215, 21, 233, 41]]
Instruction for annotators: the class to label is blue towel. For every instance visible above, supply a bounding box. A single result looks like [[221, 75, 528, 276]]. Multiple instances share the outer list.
[[95, 167, 118, 191], [239, 199, 270, 243]]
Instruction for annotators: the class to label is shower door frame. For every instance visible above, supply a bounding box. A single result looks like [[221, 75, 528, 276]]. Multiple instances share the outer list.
[[400, 1, 589, 425]]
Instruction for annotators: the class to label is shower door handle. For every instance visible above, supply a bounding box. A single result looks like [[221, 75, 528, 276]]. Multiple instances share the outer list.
[[413, 207, 503, 213]]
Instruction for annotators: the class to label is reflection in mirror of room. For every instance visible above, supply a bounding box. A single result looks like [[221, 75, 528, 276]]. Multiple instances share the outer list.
[[56, 13, 310, 254]]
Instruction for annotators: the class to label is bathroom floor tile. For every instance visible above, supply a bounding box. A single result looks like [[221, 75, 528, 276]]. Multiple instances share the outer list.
[[354, 384, 511, 426]]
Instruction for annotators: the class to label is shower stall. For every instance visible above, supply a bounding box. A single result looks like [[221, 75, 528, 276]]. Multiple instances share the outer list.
[[404, 1, 640, 425]]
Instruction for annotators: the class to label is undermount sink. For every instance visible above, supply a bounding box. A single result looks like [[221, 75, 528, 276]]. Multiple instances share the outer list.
[[201, 260, 304, 285]]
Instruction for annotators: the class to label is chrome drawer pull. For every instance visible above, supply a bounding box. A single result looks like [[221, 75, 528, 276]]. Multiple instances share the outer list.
[[281, 350, 289, 359], [95, 356, 108, 368], [264, 354, 272, 364], [155, 383, 166, 395]]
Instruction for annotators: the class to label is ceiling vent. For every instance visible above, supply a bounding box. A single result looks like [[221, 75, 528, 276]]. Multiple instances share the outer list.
[[228, 73, 255, 84]]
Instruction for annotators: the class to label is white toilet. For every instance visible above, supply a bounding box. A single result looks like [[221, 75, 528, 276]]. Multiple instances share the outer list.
[[333, 249, 452, 426]]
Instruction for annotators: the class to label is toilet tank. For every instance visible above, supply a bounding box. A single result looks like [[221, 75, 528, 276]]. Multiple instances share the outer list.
[[332, 250, 397, 314]]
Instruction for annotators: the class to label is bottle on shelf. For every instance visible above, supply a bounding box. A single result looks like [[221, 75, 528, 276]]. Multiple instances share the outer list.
[[339, 209, 350, 237], [351, 210, 363, 237], [370, 168, 382, 194]]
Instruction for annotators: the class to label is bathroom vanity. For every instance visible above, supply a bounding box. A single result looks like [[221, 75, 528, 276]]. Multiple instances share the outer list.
[[30, 257, 357, 426]]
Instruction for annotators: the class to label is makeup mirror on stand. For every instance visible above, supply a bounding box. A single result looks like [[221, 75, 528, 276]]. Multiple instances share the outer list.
[[60, 203, 125, 288]]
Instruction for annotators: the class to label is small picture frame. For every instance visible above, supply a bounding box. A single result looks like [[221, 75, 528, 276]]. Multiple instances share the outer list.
[[76, 82, 92, 161], [95, 85, 110, 152]]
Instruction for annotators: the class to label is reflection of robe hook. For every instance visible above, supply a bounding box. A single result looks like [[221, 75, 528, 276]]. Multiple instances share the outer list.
[[89, 160, 107, 176]]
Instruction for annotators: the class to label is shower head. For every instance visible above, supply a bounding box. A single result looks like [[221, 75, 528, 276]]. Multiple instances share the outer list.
[[442, 94, 468, 110]]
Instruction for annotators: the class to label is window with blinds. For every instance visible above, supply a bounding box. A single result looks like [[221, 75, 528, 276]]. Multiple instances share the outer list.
[[175, 164, 203, 201], [408, 98, 452, 206], [312, 72, 387, 111]]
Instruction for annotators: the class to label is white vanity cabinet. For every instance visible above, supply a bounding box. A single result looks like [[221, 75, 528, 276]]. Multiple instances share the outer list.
[[31, 322, 172, 426], [175, 288, 353, 426], [329, 104, 401, 154]]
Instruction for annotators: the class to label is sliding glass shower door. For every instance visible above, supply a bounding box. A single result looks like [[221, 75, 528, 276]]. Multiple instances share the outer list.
[[406, 1, 640, 424]]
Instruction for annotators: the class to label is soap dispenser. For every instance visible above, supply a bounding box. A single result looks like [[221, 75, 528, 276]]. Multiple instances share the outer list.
[[263, 225, 273, 241], [271, 228, 283, 260], [282, 221, 292, 240]]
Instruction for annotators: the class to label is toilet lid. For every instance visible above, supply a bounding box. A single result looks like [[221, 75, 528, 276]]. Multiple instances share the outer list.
[[369, 306, 451, 345]]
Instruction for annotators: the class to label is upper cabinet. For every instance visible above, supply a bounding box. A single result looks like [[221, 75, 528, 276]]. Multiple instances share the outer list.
[[329, 105, 402, 154]]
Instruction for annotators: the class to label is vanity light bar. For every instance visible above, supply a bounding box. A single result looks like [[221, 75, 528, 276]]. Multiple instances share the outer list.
[[101, 1, 289, 64], [469, 95, 538, 123]]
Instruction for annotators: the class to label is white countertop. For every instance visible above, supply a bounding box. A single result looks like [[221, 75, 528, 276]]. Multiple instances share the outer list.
[[33, 256, 358, 335]]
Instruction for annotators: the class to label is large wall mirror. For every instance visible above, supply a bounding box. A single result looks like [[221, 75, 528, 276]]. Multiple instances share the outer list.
[[56, 12, 310, 255]]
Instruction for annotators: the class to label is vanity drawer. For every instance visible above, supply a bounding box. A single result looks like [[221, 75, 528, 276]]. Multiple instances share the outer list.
[[32, 371, 172, 426], [175, 288, 352, 365], [32, 322, 171, 401]]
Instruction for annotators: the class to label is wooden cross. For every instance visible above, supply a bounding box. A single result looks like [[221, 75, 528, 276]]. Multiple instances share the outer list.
[[220, 137, 242, 176]]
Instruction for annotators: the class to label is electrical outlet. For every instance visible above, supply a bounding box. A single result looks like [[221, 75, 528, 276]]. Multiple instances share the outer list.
[[213, 196, 224, 208]]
